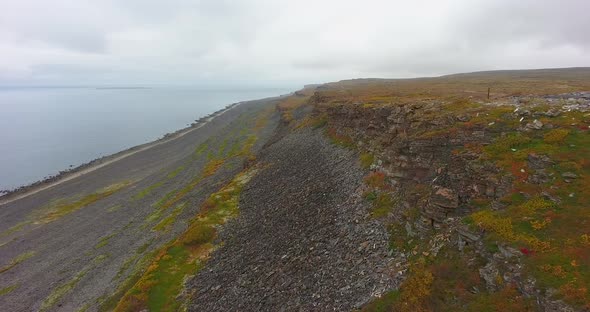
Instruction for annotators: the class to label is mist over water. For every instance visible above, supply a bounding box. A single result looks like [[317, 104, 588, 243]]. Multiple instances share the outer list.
[[0, 86, 292, 191]]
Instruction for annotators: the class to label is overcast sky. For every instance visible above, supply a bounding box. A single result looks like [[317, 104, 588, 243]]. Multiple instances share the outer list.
[[1, 0, 589, 87]]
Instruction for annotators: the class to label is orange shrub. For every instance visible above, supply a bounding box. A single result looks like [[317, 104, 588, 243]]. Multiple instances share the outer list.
[[364, 171, 386, 188]]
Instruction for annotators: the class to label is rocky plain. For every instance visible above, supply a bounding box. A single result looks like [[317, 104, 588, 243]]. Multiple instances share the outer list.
[[1, 68, 590, 311]]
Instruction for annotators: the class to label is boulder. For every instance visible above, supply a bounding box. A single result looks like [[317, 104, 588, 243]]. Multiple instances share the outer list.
[[525, 119, 543, 130], [527, 153, 554, 169], [456, 114, 471, 122], [457, 227, 481, 243], [544, 108, 561, 117], [561, 172, 578, 179]]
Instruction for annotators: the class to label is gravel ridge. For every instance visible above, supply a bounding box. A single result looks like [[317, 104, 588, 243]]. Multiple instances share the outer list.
[[188, 127, 396, 311]]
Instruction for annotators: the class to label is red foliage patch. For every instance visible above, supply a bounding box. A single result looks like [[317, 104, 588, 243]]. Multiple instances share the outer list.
[[510, 162, 529, 182], [364, 171, 387, 189]]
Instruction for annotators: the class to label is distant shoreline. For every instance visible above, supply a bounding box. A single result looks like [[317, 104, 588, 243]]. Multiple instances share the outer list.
[[0, 101, 244, 205], [95, 87, 152, 90]]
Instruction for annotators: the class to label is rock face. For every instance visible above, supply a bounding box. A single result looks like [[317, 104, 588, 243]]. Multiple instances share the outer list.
[[188, 128, 396, 311], [311, 100, 506, 229], [431, 187, 459, 209]]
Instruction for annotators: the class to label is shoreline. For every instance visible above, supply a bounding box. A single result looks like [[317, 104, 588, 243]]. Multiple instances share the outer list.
[[0, 101, 246, 205]]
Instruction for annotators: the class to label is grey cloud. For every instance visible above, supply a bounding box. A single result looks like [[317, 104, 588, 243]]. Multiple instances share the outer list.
[[0, 0, 589, 85], [456, 0, 590, 49], [36, 29, 106, 54]]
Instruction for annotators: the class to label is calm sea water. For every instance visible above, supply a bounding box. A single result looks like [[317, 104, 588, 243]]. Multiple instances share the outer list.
[[0, 86, 292, 191]]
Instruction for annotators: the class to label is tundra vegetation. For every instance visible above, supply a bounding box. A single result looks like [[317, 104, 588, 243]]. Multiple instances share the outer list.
[[277, 68, 590, 310], [97, 106, 274, 312], [113, 168, 258, 312]]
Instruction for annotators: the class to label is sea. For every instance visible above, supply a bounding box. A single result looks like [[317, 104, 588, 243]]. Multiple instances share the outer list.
[[0, 86, 293, 191]]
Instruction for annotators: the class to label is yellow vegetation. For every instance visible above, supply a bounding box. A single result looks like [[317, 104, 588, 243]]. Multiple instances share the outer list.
[[544, 129, 570, 144], [396, 260, 434, 312]]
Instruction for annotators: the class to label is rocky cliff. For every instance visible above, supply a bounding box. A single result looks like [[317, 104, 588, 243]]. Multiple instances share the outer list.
[[280, 71, 590, 311]]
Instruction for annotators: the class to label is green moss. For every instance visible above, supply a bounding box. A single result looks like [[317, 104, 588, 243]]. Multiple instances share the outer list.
[[114, 168, 258, 312], [484, 133, 532, 158], [133, 181, 164, 200], [40, 269, 88, 311], [228, 139, 243, 156], [0, 251, 35, 274], [99, 242, 157, 312], [95, 233, 116, 249], [467, 286, 534, 312], [153, 189, 177, 208], [218, 138, 230, 157], [371, 193, 394, 218], [326, 127, 355, 149], [107, 204, 123, 212], [93, 254, 110, 264], [0, 284, 18, 296], [194, 142, 208, 156], [152, 203, 185, 232], [362, 290, 401, 311], [144, 209, 164, 226], [364, 191, 378, 201], [444, 98, 479, 112], [34, 181, 131, 224], [544, 128, 570, 144], [312, 117, 328, 129], [77, 302, 91, 312], [360, 153, 375, 169], [206, 150, 215, 160], [0, 221, 30, 238], [166, 166, 185, 179]]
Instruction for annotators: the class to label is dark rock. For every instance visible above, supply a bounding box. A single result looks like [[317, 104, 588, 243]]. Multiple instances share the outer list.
[[528, 169, 550, 184], [544, 108, 561, 117], [561, 172, 578, 179], [457, 227, 481, 243], [527, 153, 554, 169]]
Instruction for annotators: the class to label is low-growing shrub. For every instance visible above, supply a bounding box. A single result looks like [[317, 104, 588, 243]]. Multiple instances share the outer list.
[[364, 171, 387, 188], [544, 129, 570, 144], [359, 153, 374, 169]]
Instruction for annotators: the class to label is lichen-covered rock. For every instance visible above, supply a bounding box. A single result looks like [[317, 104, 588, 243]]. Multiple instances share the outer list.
[[525, 119, 544, 130], [479, 262, 500, 291]]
